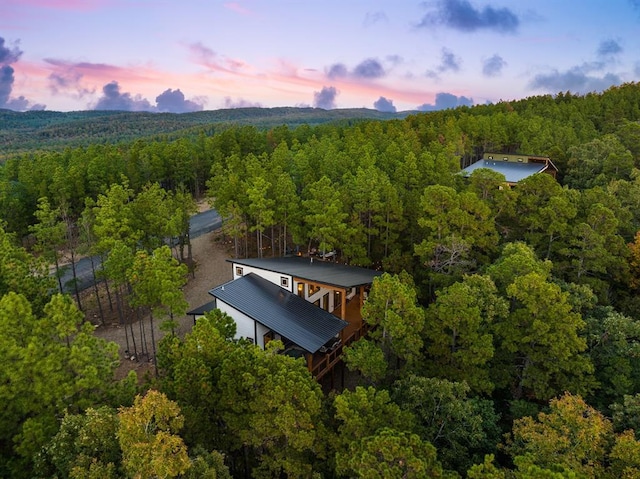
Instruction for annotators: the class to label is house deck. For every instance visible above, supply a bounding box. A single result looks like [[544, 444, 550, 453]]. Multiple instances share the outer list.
[[309, 297, 366, 380]]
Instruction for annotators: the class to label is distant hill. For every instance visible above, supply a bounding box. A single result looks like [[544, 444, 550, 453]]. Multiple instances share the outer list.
[[0, 107, 413, 156]]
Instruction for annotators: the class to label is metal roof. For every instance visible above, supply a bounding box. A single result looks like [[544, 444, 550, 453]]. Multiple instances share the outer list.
[[186, 299, 217, 316], [461, 159, 547, 183], [209, 273, 348, 353], [229, 256, 383, 288]]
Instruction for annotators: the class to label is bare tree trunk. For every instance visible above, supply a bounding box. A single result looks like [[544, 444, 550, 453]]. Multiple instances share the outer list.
[[115, 285, 131, 355], [69, 249, 83, 312], [54, 254, 63, 293], [271, 225, 275, 257], [149, 311, 158, 376], [137, 307, 148, 357], [89, 255, 105, 325]]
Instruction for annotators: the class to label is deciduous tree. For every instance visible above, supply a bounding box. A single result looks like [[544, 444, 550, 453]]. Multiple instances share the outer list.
[[118, 390, 191, 479]]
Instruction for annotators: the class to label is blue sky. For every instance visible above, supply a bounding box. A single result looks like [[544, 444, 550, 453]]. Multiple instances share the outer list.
[[1, 0, 639, 113]]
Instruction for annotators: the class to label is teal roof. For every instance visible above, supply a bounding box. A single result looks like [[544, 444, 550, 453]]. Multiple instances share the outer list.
[[461, 159, 547, 183]]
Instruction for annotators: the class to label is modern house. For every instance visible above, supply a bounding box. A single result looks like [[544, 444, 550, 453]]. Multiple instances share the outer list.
[[461, 152, 558, 186], [187, 256, 383, 379]]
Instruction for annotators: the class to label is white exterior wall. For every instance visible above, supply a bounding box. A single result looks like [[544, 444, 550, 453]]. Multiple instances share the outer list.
[[231, 262, 293, 292], [216, 299, 257, 345], [255, 323, 270, 349], [215, 298, 273, 350]]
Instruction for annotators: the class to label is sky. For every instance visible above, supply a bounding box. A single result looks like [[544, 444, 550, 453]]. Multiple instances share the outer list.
[[1, 0, 640, 113]]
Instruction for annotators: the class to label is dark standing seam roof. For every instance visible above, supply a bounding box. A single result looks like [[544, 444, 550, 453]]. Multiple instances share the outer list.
[[187, 299, 217, 316], [461, 159, 547, 183], [209, 273, 348, 354], [229, 256, 383, 288]]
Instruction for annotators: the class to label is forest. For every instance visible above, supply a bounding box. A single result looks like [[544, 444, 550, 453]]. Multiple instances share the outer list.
[[2, 81, 640, 478], [0, 107, 403, 156]]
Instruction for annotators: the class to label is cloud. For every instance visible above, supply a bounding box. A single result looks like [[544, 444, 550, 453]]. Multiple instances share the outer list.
[[373, 96, 396, 113], [48, 69, 94, 98], [418, 0, 520, 33], [416, 92, 473, 111], [326, 58, 387, 80], [187, 42, 246, 73], [0, 37, 22, 64], [156, 88, 203, 113], [313, 86, 338, 109], [529, 68, 622, 94], [8, 0, 106, 10], [223, 96, 262, 108], [223, 2, 253, 15], [597, 39, 622, 58], [529, 41, 625, 95], [92, 82, 205, 113], [327, 63, 348, 79], [92, 81, 153, 111], [426, 48, 462, 78], [364, 11, 388, 27], [0, 36, 41, 111], [482, 54, 506, 77], [440, 49, 461, 72], [0, 65, 16, 107], [353, 58, 386, 79]]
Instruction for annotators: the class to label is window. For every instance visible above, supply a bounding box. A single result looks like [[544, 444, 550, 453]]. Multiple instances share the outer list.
[[297, 282, 305, 297], [309, 284, 320, 295], [281, 276, 289, 288], [236, 266, 243, 276]]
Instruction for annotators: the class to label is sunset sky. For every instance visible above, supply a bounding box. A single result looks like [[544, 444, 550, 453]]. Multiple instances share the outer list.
[[2, 0, 640, 113]]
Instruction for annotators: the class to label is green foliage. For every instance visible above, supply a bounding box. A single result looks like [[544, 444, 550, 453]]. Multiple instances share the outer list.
[[392, 375, 500, 473], [466, 455, 507, 479], [361, 271, 425, 374], [584, 307, 640, 411], [39, 406, 120, 478], [183, 448, 231, 479], [343, 427, 444, 478], [506, 393, 613, 478], [343, 338, 388, 384], [0, 108, 401, 155], [415, 185, 497, 284], [486, 243, 596, 399], [216, 344, 326, 478], [333, 386, 415, 476], [157, 313, 232, 449], [0, 293, 120, 476], [611, 394, 640, 436], [424, 274, 507, 393], [0, 225, 53, 313], [128, 245, 188, 319], [3, 82, 640, 477]]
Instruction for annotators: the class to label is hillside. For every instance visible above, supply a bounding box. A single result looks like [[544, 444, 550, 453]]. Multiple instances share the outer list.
[[0, 107, 410, 155]]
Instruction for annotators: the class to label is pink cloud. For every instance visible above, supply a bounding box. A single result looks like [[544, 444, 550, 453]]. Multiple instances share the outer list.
[[3, 0, 107, 9], [223, 2, 254, 15], [187, 42, 249, 74]]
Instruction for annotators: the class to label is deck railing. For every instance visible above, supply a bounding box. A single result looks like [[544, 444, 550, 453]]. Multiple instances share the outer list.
[[311, 325, 367, 380]]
